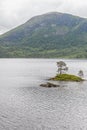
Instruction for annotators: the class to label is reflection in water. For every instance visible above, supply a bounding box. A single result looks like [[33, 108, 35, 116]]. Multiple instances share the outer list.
[[0, 59, 86, 129]]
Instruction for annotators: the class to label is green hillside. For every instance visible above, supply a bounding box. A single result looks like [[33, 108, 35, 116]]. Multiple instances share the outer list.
[[0, 12, 87, 58]]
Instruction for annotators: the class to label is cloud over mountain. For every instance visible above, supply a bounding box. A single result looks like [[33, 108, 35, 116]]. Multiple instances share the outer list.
[[0, 0, 87, 34]]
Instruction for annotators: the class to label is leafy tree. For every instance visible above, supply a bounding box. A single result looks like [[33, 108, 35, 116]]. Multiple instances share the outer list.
[[78, 70, 84, 77], [57, 61, 68, 75]]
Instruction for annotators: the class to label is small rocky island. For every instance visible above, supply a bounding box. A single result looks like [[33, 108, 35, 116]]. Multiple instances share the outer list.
[[40, 61, 84, 88], [51, 74, 83, 82], [40, 82, 60, 88], [51, 61, 84, 82]]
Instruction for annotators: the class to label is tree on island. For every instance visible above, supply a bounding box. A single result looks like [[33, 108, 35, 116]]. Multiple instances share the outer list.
[[78, 70, 84, 78], [57, 61, 68, 75]]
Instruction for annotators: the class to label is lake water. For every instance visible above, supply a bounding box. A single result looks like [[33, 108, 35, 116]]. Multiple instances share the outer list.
[[0, 59, 87, 130]]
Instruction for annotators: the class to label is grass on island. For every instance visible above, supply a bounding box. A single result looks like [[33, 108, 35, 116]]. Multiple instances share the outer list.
[[51, 74, 84, 82]]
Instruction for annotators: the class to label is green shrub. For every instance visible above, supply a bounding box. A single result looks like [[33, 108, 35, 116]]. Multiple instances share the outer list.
[[52, 74, 83, 82]]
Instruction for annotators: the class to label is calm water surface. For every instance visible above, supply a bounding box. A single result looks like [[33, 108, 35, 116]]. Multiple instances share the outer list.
[[0, 59, 87, 130]]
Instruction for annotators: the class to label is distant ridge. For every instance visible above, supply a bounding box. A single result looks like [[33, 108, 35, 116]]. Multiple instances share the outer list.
[[0, 12, 87, 58]]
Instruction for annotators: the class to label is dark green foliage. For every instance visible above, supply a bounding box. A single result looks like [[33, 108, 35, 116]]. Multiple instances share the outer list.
[[0, 12, 87, 58]]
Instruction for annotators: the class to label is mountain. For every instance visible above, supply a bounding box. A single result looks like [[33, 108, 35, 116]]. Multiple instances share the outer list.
[[0, 12, 87, 58]]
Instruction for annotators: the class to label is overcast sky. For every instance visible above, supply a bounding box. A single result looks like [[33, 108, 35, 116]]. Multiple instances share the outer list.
[[0, 0, 87, 34]]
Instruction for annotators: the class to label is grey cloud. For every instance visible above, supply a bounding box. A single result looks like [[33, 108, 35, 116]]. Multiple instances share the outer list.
[[0, 0, 87, 34]]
